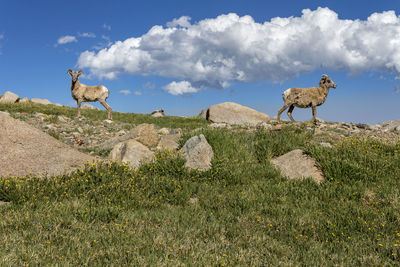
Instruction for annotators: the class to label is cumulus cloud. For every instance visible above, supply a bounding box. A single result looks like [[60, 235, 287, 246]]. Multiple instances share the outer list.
[[163, 81, 199, 95], [78, 8, 400, 94], [134, 91, 142, 96], [57, 35, 77, 45], [79, 32, 96, 38], [166, 16, 191, 28], [119, 89, 131, 95]]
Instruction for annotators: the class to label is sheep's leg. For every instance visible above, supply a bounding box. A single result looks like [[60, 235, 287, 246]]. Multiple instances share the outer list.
[[99, 99, 112, 120], [312, 106, 317, 125], [287, 105, 295, 122], [77, 99, 82, 118], [277, 103, 290, 123]]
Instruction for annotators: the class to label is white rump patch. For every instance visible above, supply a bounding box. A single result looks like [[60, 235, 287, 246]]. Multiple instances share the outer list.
[[283, 88, 291, 100]]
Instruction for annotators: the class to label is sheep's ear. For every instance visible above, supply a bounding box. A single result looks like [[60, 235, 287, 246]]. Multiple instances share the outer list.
[[77, 70, 83, 75], [67, 69, 73, 75]]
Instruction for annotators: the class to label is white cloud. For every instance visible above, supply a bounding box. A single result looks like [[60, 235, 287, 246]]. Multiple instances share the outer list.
[[78, 8, 400, 94], [119, 89, 131, 95], [0, 34, 3, 40], [103, 24, 111, 31], [163, 81, 199, 95], [57, 35, 77, 45], [143, 81, 156, 90], [134, 91, 142, 96], [79, 32, 96, 38], [166, 16, 191, 28]]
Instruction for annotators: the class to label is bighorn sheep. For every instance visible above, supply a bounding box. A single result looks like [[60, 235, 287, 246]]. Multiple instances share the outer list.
[[67, 69, 112, 120], [277, 74, 337, 124]]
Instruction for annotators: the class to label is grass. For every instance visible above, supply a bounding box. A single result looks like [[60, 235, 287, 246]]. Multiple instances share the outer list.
[[0, 104, 399, 265], [0, 102, 209, 130]]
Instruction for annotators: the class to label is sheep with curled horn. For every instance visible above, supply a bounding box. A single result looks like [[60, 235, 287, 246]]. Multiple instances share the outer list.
[[277, 74, 337, 124], [67, 69, 112, 120]]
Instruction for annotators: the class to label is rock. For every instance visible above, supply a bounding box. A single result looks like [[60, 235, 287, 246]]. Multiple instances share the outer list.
[[103, 119, 113, 124], [257, 122, 273, 130], [207, 102, 270, 126], [198, 109, 208, 119], [0, 111, 10, 116], [180, 134, 213, 171], [376, 120, 400, 132], [270, 149, 324, 183], [57, 115, 69, 123], [320, 142, 334, 148], [151, 109, 165, 117], [82, 103, 100, 110], [0, 112, 94, 177], [209, 122, 231, 129], [0, 201, 10, 206], [158, 128, 171, 135], [109, 139, 154, 168], [18, 97, 29, 103], [117, 130, 126, 136], [350, 129, 361, 135], [54, 103, 63, 107], [157, 133, 181, 151], [132, 123, 160, 148], [0, 91, 19, 103], [31, 98, 52, 105]]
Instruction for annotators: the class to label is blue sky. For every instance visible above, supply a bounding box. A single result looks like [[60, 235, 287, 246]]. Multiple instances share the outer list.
[[1, 0, 400, 123]]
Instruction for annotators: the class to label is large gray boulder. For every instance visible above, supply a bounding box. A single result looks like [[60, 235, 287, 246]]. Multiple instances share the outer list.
[[207, 102, 270, 126], [181, 134, 213, 171], [270, 149, 324, 183], [0, 91, 19, 103], [31, 98, 52, 105], [0, 113, 94, 177], [109, 139, 154, 168]]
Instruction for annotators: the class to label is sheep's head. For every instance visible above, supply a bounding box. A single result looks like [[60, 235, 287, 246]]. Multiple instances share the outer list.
[[319, 74, 337, 89], [67, 69, 83, 82]]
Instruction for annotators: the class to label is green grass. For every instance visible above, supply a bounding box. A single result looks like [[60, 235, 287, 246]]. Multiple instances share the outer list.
[[0, 105, 399, 265], [0, 102, 209, 130]]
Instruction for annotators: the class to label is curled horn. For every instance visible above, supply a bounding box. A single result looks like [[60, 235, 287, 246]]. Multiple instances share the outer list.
[[67, 69, 73, 74], [321, 74, 328, 79], [77, 70, 83, 75]]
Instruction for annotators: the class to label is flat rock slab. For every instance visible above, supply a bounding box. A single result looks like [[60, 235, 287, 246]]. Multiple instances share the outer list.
[[208, 102, 270, 126], [270, 149, 324, 183], [31, 98, 52, 105], [0, 113, 94, 177]]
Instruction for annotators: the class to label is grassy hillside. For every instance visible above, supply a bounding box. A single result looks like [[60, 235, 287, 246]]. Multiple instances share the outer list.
[[0, 103, 399, 265]]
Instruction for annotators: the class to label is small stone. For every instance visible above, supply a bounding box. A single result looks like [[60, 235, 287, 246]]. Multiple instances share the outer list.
[[157, 128, 170, 135], [209, 122, 231, 129], [104, 119, 113, 124], [320, 142, 333, 148]]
